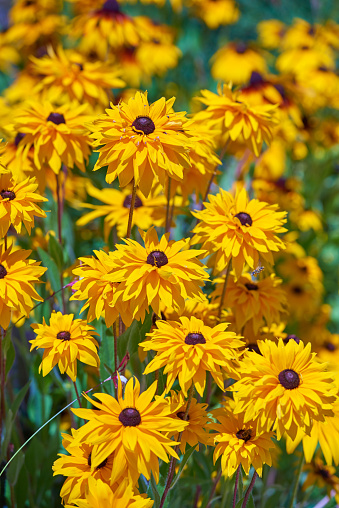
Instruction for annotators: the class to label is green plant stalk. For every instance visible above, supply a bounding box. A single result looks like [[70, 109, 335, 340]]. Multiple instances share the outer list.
[[242, 471, 258, 508], [288, 453, 304, 508], [232, 465, 241, 508], [206, 468, 222, 508], [126, 181, 137, 239], [55, 172, 66, 313], [217, 260, 232, 321], [165, 176, 172, 233]]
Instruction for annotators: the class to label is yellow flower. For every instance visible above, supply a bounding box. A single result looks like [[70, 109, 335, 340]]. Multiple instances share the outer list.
[[135, 41, 181, 79], [211, 43, 267, 85], [188, 0, 239, 29], [30, 311, 100, 382], [65, 477, 154, 508], [257, 19, 286, 49], [76, 183, 167, 240], [192, 187, 287, 278], [72, 376, 188, 485], [30, 46, 125, 109], [53, 429, 118, 504], [13, 101, 92, 174], [233, 339, 336, 440], [212, 272, 288, 334], [302, 456, 339, 503], [107, 228, 209, 321], [91, 91, 194, 197], [167, 390, 211, 452], [70, 251, 134, 328], [0, 135, 36, 182], [210, 399, 275, 476], [0, 244, 46, 329], [194, 84, 278, 156], [0, 170, 47, 238], [142, 315, 244, 396]]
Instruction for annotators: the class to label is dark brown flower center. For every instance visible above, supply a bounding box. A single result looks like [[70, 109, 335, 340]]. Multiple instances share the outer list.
[[119, 407, 141, 427], [234, 212, 252, 226], [236, 428, 252, 442], [283, 334, 300, 345], [292, 285, 303, 294], [185, 332, 206, 345], [146, 250, 168, 267], [318, 467, 331, 479], [0, 264, 7, 279], [101, 0, 121, 13], [87, 452, 108, 469], [14, 132, 25, 146], [246, 343, 261, 355], [132, 116, 155, 135], [177, 411, 190, 421], [57, 331, 71, 341], [235, 42, 247, 54], [123, 194, 143, 209], [249, 71, 264, 86], [245, 282, 258, 291], [278, 369, 300, 389], [47, 112, 66, 125], [324, 341, 336, 352], [0, 190, 15, 201]]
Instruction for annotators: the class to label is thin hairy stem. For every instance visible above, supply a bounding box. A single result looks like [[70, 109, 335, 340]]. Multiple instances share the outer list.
[[126, 181, 137, 239], [206, 468, 222, 508], [73, 380, 82, 408], [55, 172, 66, 313], [165, 176, 172, 233], [232, 466, 241, 508], [241, 471, 258, 508], [217, 260, 232, 321], [288, 453, 304, 508]]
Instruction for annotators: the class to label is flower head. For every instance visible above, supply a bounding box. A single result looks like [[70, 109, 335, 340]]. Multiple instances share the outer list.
[[91, 91, 194, 197], [232, 339, 336, 440], [142, 315, 244, 396], [192, 187, 287, 278], [0, 244, 46, 329], [30, 311, 100, 382], [211, 43, 267, 85], [72, 376, 188, 485], [13, 101, 92, 174], [107, 228, 209, 321]]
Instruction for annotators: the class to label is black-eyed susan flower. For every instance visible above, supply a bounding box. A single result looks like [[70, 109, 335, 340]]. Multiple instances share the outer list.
[[0, 170, 47, 238], [90, 91, 194, 197], [70, 251, 134, 328], [53, 429, 118, 504], [30, 46, 125, 109], [0, 244, 46, 329], [211, 272, 288, 334], [192, 187, 287, 278], [210, 399, 275, 476], [65, 477, 154, 508], [167, 390, 211, 452], [233, 339, 336, 440], [302, 456, 339, 503], [76, 183, 167, 240], [141, 316, 244, 396], [194, 84, 278, 156], [257, 19, 286, 49], [107, 228, 209, 321], [72, 376, 188, 485], [13, 101, 92, 174], [211, 43, 267, 85], [189, 0, 239, 29], [30, 311, 100, 382]]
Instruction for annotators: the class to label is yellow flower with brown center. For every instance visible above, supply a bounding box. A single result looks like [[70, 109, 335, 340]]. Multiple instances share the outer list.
[[30, 311, 100, 382], [72, 376, 188, 485], [194, 83, 278, 156], [0, 170, 47, 238], [106, 228, 209, 321], [13, 101, 92, 174], [302, 456, 339, 503], [232, 339, 336, 440], [210, 399, 275, 476], [167, 390, 211, 452], [257, 19, 286, 49], [188, 0, 239, 29], [90, 91, 194, 197], [65, 477, 154, 508], [53, 429, 118, 504], [141, 316, 244, 396], [0, 243, 46, 329], [211, 272, 288, 334], [192, 187, 287, 278], [76, 183, 167, 240], [30, 46, 125, 109], [211, 43, 267, 85], [70, 251, 134, 328]]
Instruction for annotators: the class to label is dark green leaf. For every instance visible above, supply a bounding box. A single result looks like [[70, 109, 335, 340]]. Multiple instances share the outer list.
[[170, 446, 196, 490], [47, 233, 64, 271], [37, 247, 62, 307], [117, 311, 152, 364], [149, 473, 161, 508], [7, 450, 25, 486], [11, 381, 31, 420], [5, 336, 15, 378], [0, 409, 13, 461]]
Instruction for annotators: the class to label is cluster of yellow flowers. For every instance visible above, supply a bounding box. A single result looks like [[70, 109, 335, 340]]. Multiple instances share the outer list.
[[0, 0, 339, 506]]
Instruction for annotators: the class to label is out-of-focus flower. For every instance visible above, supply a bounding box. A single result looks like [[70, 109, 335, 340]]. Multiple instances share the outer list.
[[30, 311, 100, 382], [302, 456, 339, 503], [257, 19, 286, 49], [189, 0, 239, 29], [211, 43, 267, 85]]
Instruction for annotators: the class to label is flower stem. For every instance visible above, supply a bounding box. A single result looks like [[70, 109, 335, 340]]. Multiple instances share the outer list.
[[288, 453, 304, 508], [232, 465, 241, 508], [159, 384, 194, 508], [166, 176, 172, 233], [56, 172, 66, 313], [217, 260, 232, 321], [126, 181, 137, 239], [203, 139, 230, 203], [241, 471, 258, 508], [112, 321, 118, 395], [73, 380, 82, 408], [206, 468, 222, 508], [0, 328, 6, 443]]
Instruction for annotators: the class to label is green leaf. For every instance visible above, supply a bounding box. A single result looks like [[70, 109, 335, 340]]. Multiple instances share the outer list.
[[7, 450, 25, 486], [4, 334, 15, 379], [37, 247, 62, 306], [149, 473, 161, 508], [235, 493, 255, 508], [117, 311, 152, 362], [0, 409, 13, 461], [170, 445, 196, 490], [47, 233, 64, 271], [11, 381, 31, 420]]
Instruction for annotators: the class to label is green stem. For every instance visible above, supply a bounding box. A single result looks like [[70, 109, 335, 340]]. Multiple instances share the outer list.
[[232, 466, 241, 508], [217, 260, 232, 321], [126, 181, 137, 239], [206, 468, 222, 508], [56, 172, 66, 313], [165, 176, 172, 233], [113, 321, 118, 395], [73, 380, 82, 408], [288, 453, 304, 508]]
